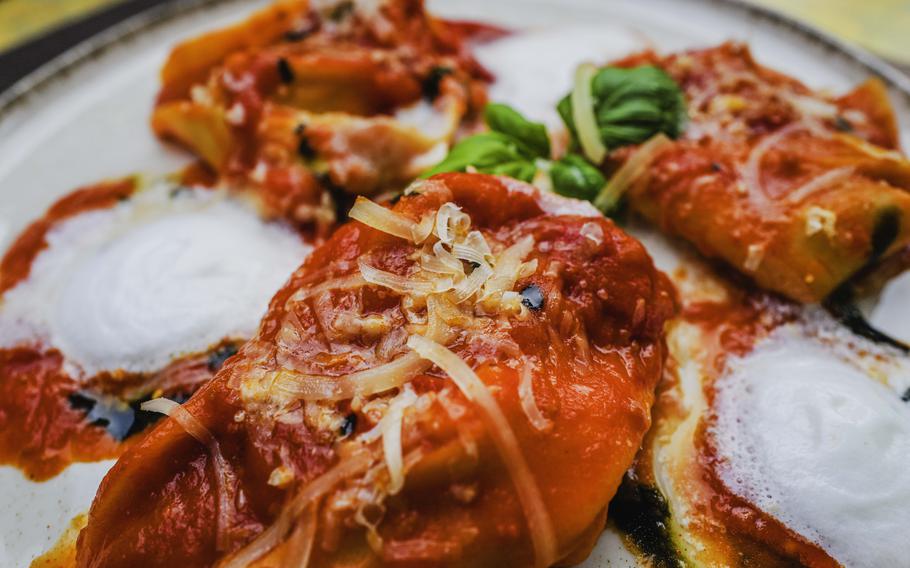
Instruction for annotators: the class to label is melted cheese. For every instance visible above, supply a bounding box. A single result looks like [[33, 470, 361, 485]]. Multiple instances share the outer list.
[[0, 182, 308, 378], [711, 329, 910, 568]]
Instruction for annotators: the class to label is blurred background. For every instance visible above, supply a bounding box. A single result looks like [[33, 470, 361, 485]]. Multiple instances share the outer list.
[[0, 0, 908, 73]]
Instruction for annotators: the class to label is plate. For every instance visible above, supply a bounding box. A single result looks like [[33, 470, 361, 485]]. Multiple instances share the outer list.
[[0, 0, 907, 565]]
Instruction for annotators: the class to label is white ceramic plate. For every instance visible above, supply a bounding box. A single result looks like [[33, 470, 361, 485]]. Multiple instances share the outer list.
[[1, 1, 908, 565]]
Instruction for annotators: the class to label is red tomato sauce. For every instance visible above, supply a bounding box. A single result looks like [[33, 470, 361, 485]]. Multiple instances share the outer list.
[[0, 179, 239, 480]]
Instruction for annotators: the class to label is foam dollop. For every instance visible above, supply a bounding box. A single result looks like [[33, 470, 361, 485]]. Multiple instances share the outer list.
[[0, 184, 309, 377], [711, 329, 910, 568]]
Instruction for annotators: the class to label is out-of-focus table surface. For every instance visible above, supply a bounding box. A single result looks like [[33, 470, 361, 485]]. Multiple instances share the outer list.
[[0, 0, 908, 70]]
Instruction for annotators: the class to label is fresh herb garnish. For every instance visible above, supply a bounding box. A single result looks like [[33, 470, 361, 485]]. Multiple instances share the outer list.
[[549, 154, 606, 201], [557, 65, 686, 153], [484, 103, 551, 158], [424, 103, 599, 197], [426, 64, 685, 217]]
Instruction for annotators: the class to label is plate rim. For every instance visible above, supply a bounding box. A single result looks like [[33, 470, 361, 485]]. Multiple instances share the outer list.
[[1, 0, 909, 122]]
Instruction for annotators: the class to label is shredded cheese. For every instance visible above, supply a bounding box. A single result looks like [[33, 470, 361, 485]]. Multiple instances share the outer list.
[[379, 386, 418, 494], [406, 336, 558, 568], [359, 259, 452, 296], [284, 505, 318, 568], [572, 63, 607, 163], [141, 398, 237, 552], [805, 206, 837, 238], [786, 167, 855, 204], [221, 451, 374, 568], [519, 361, 553, 432], [593, 134, 672, 213], [744, 243, 765, 272], [270, 352, 430, 401], [240, 194, 548, 563], [349, 196, 419, 241]]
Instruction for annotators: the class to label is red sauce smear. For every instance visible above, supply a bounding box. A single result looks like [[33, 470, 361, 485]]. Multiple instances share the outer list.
[[0, 179, 237, 480], [673, 291, 837, 565], [0, 180, 135, 479]]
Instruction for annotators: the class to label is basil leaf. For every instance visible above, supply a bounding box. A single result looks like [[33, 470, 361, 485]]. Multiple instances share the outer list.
[[550, 154, 606, 201], [422, 131, 536, 182], [484, 103, 551, 158], [558, 65, 686, 150]]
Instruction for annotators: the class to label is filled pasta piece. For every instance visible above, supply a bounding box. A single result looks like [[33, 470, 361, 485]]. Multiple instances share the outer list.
[[77, 173, 674, 567]]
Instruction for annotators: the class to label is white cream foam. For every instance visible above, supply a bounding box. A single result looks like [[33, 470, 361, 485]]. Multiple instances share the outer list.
[[711, 328, 910, 568], [0, 182, 309, 378], [474, 26, 645, 128], [870, 270, 910, 344]]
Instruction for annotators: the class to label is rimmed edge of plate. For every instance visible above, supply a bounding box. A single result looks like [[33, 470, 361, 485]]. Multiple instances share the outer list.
[[1, 0, 909, 124]]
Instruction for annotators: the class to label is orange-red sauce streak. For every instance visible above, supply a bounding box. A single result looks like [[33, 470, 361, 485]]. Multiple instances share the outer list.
[[0, 180, 135, 480]]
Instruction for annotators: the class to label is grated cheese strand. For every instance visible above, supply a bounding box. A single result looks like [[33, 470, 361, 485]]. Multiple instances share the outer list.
[[572, 63, 607, 163], [141, 398, 237, 552], [270, 352, 430, 401], [220, 451, 374, 568], [406, 335, 558, 568], [519, 362, 553, 432], [285, 504, 318, 568], [349, 196, 420, 242], [380, 387, 418, 494]]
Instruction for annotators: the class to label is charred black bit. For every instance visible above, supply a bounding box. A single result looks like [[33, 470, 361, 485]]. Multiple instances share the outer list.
[[710, 161, 722, 172], [68, 392, 96, 414], [610, 473, 679, 567], [69, 389, 196, 441], [520, 284, 545, 311], [298, 138, 316, 160], [902, 388, 910, 403], [422, 66, 452, 101], [388, 192, 405, 205], [328, 1, 354, 22], [834, 115, 853, 132], [125, 391, 192, 439], [469, 261, 481, 270], [339, 413, 358, 438], [284, 19, 318, 41], [871, 206, 901, 261], [208, 343, 239, 372], [318, 172, 355, 222], [277, 57, 295, 84], [824, 284, 910, 353]]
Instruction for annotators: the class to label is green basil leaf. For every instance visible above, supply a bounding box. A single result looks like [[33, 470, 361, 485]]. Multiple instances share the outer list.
[[485, 160, 538, 182], [484, 103, 551, 158], [422, 132, 536, 181], [550, 153, 606, 201], [558, 65, 686, 150]]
